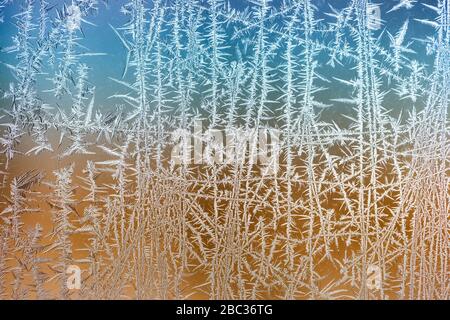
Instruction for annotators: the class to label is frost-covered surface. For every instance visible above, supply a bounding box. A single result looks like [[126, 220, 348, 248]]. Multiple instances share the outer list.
[[0, 0, 448, 300]]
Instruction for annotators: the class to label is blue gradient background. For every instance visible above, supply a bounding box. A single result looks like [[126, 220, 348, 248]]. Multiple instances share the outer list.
[[0, 0, 440, 116]]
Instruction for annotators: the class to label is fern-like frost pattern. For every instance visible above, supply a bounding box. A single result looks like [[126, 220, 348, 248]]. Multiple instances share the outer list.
[[0, 0, 448, 300]]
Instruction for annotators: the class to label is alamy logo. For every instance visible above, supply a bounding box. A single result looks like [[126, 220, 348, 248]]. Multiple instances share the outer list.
[[66, 265, 81, 290], [367, 3, 382, 30], [66, 5, 82, 32], [366, 264, 382, 291], [171, 120, 280, 175]]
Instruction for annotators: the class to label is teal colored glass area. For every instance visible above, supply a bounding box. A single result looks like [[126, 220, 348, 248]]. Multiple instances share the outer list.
[[0, 0, 442, 116]]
